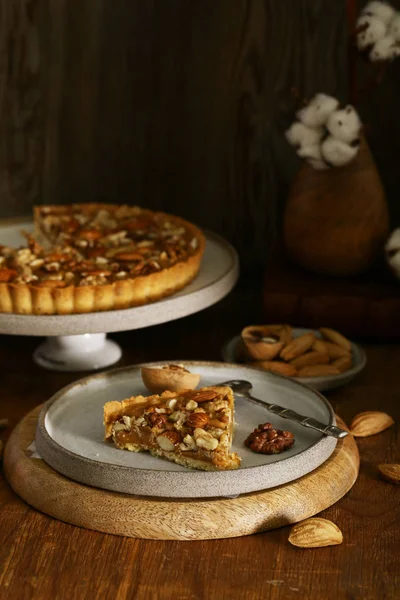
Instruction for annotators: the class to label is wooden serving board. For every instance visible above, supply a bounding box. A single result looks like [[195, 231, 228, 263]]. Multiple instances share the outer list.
[[4, 406, 359, 541]]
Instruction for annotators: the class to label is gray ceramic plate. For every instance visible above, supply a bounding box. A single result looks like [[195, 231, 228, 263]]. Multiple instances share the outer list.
[[222, 328, 367, 392], [35, 361, 337, 498]]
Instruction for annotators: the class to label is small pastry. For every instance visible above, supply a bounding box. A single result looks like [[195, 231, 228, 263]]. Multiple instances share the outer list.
[[141, 364, 200, 394], [241, 325, 292, 361]]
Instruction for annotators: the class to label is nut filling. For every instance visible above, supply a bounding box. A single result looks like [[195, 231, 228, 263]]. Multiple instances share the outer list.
[[103, 386, 241, 471], [1, 205, 200, 287]]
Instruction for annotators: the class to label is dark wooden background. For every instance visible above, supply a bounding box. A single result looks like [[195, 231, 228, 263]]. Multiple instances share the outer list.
[[0, 0, 399, 270]]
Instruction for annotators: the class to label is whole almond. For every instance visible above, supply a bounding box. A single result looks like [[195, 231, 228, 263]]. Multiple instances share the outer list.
[[319, 328, 352, 352], [255, 360, 297, 377], [350, 411, 394, 437], [313, 340, 350, 360], [156, 430, 182, 451], [280, 333, 315, 361], [288, 518, 343, 548], [297, 364, 340, 377], [186, 412, 209, 428], [378, 464, 400, 484], [184, 389, 219, 403], [312, 339, 329, 354], [290, 351, 330, 369], [332, 355, 353, 373]]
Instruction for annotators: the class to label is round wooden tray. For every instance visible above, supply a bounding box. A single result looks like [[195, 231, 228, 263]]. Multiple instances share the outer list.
[[4, 406, 359, 541]]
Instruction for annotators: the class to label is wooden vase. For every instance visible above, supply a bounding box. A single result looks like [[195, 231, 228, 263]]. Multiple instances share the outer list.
[[283, 137, 390, 276]]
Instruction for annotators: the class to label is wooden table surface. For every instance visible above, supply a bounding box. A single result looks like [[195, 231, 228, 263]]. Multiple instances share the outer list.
[[0, 283, 399, 600]]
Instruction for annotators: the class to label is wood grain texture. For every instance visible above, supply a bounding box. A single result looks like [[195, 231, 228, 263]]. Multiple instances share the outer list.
[[0, 0, 349, 271], [355, 0, 400, 228], [4, 407, 359, 540], [0, 285, 399, 598]]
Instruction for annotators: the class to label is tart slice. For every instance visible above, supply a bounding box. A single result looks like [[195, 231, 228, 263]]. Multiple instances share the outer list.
[[104, 386, 241, 471]]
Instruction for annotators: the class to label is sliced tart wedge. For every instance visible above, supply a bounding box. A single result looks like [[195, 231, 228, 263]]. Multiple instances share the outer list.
[[104, 386, 241, 471]]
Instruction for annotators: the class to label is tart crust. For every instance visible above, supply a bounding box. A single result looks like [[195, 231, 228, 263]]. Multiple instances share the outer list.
[[0, 205, 205, 315], [104, 386, 241, 471]]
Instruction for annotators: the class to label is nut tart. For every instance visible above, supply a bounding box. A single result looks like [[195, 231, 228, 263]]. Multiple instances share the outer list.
[[104, 386, 241, 471], [0, 204, 205, 314]]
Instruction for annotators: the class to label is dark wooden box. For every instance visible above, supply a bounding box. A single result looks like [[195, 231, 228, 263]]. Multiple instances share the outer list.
[[263, 244, 400, 340]]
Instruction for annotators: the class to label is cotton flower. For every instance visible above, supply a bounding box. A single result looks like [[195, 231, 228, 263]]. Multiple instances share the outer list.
[[385, 228, 400, 279], [326, 106, 362, 144], [356, 15, 387, 49], [362, 1, 396, 24], [296, 94, 339, 127], [297, 144, 329, 170], [370, 35, 400, 60], [285, 122, 324, 149], [321, 137, 359, 167], [388, 13, 400, 41], [285, 95, 362, 170]]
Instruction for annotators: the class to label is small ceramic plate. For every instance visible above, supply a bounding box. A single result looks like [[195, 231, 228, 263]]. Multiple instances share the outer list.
[[222, 328, 367, 392], [35, 361, 337, 498]]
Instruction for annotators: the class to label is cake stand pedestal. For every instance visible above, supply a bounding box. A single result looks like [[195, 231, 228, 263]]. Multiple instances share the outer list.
[[0, 222, 239, 372], [33, 333, 122, 372]]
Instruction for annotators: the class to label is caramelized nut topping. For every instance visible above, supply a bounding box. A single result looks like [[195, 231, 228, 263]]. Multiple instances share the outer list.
[[244, 422, 295, 455], [0, 205, 202, 289]]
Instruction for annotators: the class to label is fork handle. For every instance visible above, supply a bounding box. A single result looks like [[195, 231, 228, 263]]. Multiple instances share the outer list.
[[250, 397, 348, 439], [260, 397, 348, 440]]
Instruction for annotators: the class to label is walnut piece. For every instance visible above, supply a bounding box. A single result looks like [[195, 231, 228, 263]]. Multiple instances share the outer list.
[[147, 412, 167, 430], [186, 412, 209, 428], [244, 422, 295, 455]]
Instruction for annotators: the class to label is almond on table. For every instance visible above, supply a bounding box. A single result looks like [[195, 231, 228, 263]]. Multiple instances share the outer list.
[[288, 518, 343, 548], [349, 411, 394, 437], [378, 464, 400, 484]]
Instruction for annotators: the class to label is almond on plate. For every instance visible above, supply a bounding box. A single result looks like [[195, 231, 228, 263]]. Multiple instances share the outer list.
[[254, 360, 297, 377], [297, 364, 341, 377], [290, 351, 330, 369], [319, 328, 352, 352], [280, 332, 316, 361]]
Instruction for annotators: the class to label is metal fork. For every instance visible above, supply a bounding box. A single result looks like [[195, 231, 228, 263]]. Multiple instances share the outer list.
[[217, 379, 348, 439]]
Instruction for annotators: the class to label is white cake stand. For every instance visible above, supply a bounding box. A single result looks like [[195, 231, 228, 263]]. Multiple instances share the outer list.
[[0, 220, 239, 371]]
